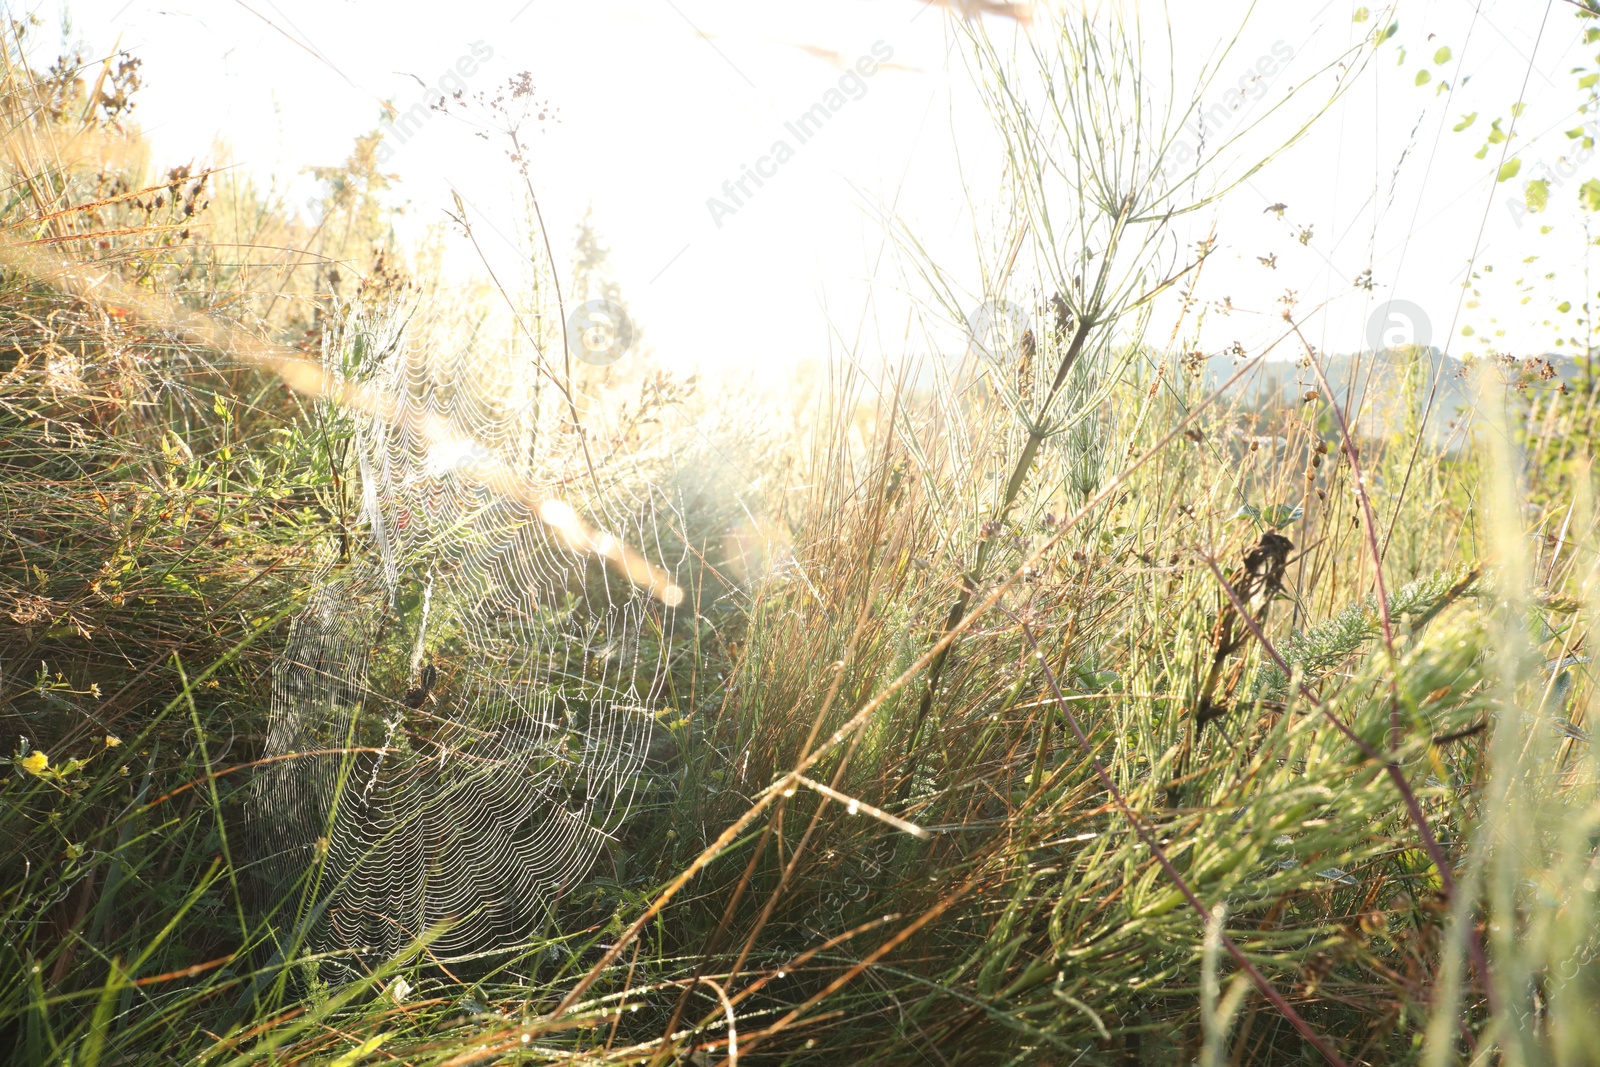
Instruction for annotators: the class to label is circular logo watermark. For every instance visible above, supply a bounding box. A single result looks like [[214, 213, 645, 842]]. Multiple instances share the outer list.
[[567, 299, 634, 366], [965, 299, 1032, 364], [1365, 300, 1432, 353]]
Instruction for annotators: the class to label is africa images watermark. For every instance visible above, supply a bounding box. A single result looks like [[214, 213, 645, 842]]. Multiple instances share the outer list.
[[966, 297, 1436, 367], [567, 299, 634, 367], [1367, 299, 1433, 351], [705, 40, 896, 229], [1163, 40, 1296, 181], [966, 299, 1033, 363], [373, 41, 497, 165]]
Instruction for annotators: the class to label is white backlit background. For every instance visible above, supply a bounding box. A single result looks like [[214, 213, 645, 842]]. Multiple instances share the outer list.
[[26, 0, 1595, 377]]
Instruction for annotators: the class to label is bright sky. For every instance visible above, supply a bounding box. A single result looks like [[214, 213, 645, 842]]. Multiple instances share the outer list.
[[25, 0, 1600, 376]]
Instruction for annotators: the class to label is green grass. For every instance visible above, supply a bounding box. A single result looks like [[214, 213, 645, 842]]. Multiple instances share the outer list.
[[4, 10, 1600, 1066]]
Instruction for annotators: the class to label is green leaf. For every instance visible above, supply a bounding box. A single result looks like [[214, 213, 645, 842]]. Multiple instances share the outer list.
[[1232, 503, 1303, 529], [1380, 21, 1400, 43], [1497, 159, 1522, 182], [1526, 178, 1550, 212], [1574, 179, 1600, 212], [1260, 504, 1305, 529], [1434, 46, 1452, 63], [1588, 28, 1600, 43], [1559, 301, 1573, 313], [162, 572, 204, 599], [1073, 667, 1120, 692], [78, 957, 126, 1067], [1583, 74, 1600, 89], [331, 1035, 390, 1067], [1511, 102, 1527, 117], [1353, 6, 1370, 21], [1453, 112, 1477, 131], [1415, 69, 1431, 86], [1583, 178, 1600, 212]]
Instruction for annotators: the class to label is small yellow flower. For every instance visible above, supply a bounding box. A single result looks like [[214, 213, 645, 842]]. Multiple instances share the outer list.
[[19, 751, 48, 775], [104, 735, 122, 748]]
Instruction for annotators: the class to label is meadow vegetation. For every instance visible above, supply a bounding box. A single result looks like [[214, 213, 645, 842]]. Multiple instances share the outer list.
[[3, 8, 1600, 1066]]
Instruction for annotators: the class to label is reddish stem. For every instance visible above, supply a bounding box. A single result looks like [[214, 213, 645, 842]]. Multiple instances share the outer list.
[[1013, 614, 1351, 1067]]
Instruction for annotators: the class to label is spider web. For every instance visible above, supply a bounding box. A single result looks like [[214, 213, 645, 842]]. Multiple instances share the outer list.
[[251, 304, 682, 977]]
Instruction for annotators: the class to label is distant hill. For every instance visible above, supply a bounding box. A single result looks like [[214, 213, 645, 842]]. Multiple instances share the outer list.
[[1199, 347, 1586, 447]]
